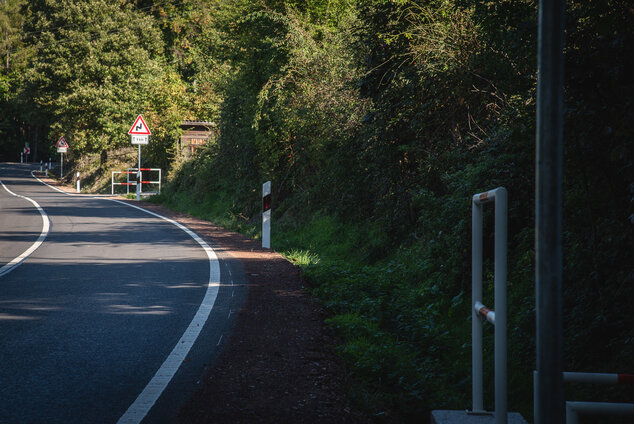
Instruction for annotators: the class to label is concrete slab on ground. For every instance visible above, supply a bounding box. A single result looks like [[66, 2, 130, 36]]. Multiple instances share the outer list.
[[431, 410, 528, 424]]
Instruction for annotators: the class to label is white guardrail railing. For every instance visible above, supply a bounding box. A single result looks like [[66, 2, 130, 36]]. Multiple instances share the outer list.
[[533, 367, 634, 423], [471, 187, 508, 424], [111, 168, 161, 196]]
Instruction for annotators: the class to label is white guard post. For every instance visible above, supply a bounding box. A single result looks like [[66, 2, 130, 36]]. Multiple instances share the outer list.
[[262, 181, 271, 249], [40, 161, 43, 172], [136, 170, 141, 201], [20, 152, 23, 163], [76, 172, 81, 193], [472, 187, 508, 424]]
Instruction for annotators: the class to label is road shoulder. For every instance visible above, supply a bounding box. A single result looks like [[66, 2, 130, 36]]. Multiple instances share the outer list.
[[32, 174, 368, 422]]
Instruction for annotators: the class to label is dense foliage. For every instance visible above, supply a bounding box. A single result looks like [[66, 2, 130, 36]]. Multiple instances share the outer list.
[[2, 0, 632, 421]]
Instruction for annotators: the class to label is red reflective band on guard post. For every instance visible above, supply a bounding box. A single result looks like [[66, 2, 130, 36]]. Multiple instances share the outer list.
[[618, 374, 634, 384], [262, 194, 271, 212], [478, 305, 493, 319], [479, 192, 489, 202]]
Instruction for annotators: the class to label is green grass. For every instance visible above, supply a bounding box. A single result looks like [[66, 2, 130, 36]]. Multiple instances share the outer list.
[[151, 184, 524, 421]]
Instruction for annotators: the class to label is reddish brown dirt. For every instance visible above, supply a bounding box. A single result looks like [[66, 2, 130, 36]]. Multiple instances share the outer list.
[[140, 203, 370, 424], [38, 175, 371, 423]]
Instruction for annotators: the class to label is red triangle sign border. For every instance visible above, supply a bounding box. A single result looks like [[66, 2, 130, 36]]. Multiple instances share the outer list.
[[56, 136, 68, 148], [128, 115, 151, 135]]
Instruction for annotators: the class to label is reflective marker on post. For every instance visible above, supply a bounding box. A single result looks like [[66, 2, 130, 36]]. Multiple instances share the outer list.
[[76, 172, 81, 193], [262, 181, 271, 249]]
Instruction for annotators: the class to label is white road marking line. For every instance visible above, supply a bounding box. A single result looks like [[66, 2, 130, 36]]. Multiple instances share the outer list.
[[217, 334, 223, 346], [108, 199, 221, 424], [0, 178, 50, 277], [27, 171, 225, 424]]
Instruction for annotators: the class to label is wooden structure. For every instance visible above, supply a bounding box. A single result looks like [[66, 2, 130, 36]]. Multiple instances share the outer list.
[[180, 121, 216, 157]]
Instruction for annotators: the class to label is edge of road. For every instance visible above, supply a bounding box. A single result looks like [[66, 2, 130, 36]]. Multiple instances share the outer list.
[[0, 174, 51, 277]]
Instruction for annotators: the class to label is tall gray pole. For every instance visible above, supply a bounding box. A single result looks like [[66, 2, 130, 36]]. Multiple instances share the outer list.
[[138, 144, 142, 195], [535, 0, 566, 422]]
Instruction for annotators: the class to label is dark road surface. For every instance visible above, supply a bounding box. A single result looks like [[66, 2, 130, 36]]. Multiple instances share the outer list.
[[0, 163, 245, 424]]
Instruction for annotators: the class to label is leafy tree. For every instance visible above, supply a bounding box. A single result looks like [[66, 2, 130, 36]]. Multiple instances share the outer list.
[[0, 0, 32, 159], [21, 0, 178, 162]]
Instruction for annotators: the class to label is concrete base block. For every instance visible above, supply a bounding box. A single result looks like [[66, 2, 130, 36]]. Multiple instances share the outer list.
[[431, 410, 528, 424]]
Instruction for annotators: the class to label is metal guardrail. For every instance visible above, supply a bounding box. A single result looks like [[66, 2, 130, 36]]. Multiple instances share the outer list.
[[532, 371, 634, 423], [471, 187, 508, 424], [111, 168, 161, 195]]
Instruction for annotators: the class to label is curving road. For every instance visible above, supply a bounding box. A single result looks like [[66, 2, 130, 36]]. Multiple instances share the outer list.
[[0, 163, 245, 424]]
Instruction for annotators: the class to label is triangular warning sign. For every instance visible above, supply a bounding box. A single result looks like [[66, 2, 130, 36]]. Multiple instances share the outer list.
[[56, 137, 68, 148], [128, 115, 151, 135]]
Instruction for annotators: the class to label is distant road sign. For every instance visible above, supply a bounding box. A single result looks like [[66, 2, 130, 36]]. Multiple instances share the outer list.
[[128, 115, 151, 135], [23, 147, 30, 155], [56, 137, 68, 148], [57, 146, 67, 153]]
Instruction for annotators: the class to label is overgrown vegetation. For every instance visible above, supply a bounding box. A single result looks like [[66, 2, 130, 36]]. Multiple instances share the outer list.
[[2, 0, 633, 421]]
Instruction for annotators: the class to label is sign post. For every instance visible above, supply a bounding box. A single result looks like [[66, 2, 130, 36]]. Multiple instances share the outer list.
[[128, 114, 151, 198], [56, 137, 68, 178], [262, 181, 271, 249]]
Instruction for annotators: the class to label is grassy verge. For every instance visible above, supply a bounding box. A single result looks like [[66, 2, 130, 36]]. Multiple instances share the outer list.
[[151, 188, 485, 421]]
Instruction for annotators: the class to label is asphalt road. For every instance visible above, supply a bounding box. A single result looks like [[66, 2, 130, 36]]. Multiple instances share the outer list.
[[0, 163, 245, 424]]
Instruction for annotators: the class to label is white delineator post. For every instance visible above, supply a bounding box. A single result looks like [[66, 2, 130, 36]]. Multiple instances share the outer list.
[[472, 187, 508, 424], [262, 181, 271, 249], [136, 170, 141, 201], [76, 172, 81, 193], [40, 161, 43, 172]]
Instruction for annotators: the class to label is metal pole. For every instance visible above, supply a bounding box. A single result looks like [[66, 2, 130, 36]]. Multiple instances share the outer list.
[[535, 0, 566, 422], [138, 145, 142, 195], [60, 153, 63, 178], [472, 199, 484, 413], [494, 187, 508, 424]]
